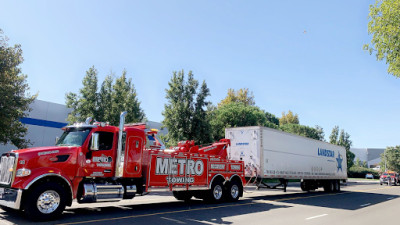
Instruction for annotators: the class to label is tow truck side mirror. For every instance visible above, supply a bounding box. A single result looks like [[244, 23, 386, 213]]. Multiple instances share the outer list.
[[90, 133, 100, 151]]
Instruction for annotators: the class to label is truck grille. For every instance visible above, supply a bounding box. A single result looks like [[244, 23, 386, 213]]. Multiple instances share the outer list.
[[0, 155, 16, 185]]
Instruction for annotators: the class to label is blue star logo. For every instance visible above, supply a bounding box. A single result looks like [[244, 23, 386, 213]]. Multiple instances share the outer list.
[[336, 153, 343, 172]]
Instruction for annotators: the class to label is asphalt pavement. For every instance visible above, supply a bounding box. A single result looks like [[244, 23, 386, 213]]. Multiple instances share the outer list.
[[0, 180, 398, 225]]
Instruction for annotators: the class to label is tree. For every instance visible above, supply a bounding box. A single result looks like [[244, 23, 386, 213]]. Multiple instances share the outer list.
[[209, 102, 268, 140], [111, 70, 145, 125], [329, 126, 355, 169], [218, 88, 255, 107], [364, 0, 400, 77], [265, 112, 280, 127], [279, 124, 325, 141], [314, 125, 325, 141], [380, 146, 400, 171], [66, 67, 145, 125], [192, 81, 213, 145], [66, 66, 99, 124], [340, 130, 356, 169], [329, 125, 339, 144], [162, 70, 212, 146], [0, 29, 36, 149], [279, 110, 299, 125], [362, 161, 368, 168], [98, 74, 114, 123], [355, 158, 362, 167]]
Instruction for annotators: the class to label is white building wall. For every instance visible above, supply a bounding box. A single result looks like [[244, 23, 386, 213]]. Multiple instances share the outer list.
[[350, 147, 385, 168], [0, 100, 71, 153], [351, 148, 368, 162]]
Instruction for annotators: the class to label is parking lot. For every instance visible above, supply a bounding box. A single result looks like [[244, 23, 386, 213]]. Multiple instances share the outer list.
[[0, 180, 398, 225]]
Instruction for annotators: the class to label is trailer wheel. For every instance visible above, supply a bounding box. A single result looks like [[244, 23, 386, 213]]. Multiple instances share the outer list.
[[323, 181, 334, 193], [205, 180, 225, 203], [225, 181, 242, 202], [23, 182, 67, 221], [301, 181, 312, 192], [173, 191, 192, 201], [331, 180, 338, 192], [333, 180, 340, 192]]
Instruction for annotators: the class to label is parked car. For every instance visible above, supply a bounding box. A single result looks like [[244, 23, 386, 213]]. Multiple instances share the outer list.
[[365, 173, 374, 179], [380, 171, 399, 185]]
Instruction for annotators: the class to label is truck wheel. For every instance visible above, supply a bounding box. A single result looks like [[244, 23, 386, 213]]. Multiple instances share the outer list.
[[173, 191, 192, 201], [205, 180, 225, 203], [323, 181, 334, 193], [225, 181, 242, 202], [333, 180, 340, 192], [23, 182, 67, 221]]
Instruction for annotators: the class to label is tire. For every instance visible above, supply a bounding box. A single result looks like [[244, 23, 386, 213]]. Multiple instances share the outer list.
[[323, 181, 334, 193], [300, 181, 307, 192], [225, 181, 242, 202], [23, 182, 67, 221], [332, 180, 341, 192], [205, 179, 225, 203], [301, 181, 313, 192], [332, 181, 338, 192], [173, 191, 192, 201]]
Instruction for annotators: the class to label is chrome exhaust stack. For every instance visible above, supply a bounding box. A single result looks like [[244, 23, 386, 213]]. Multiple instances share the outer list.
[[115, 111, 127, 177]]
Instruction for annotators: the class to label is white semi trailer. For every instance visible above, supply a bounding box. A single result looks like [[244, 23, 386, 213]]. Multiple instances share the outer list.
[[226, 126, 347, 192]]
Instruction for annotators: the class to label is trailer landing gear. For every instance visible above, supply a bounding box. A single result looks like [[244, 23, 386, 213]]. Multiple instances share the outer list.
[[256, 178, 288, 192]]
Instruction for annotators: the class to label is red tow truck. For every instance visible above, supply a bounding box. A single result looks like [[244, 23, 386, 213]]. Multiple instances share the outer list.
[[0, 112, 245, 221], [379, 171, 399, 186]]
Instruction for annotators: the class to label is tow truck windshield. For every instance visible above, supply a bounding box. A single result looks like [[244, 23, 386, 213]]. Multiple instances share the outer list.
[[56, 128, 91, 147]]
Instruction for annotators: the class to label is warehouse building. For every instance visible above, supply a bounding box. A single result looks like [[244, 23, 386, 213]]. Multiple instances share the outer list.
[[0, 100, 71, 153], [350, 148, 385, 169]]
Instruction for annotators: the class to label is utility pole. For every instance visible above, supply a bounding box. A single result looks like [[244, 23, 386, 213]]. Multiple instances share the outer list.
[[384, 150, 387, 171]]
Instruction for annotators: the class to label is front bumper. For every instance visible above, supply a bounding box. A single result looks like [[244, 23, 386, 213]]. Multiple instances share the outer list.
[[0, 188, 23, 210]]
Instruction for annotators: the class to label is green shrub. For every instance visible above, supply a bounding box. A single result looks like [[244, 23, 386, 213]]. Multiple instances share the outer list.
[[348, 166, 379, 178]]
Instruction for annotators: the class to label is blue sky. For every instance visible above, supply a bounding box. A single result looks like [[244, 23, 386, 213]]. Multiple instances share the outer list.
[[1, 0, 399, 148]]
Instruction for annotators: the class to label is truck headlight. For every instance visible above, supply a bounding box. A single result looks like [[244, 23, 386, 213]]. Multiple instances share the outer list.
[[16, 168, 31, 177]]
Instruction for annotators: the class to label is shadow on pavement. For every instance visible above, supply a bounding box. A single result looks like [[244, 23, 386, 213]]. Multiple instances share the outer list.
[[0, 198, 290, 225], [1, 183, 398, 224], [249, 187, 400, 210]]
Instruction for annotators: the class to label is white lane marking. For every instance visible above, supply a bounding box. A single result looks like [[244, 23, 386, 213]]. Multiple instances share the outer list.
[[305, 214, 328, 220], [387, 197, 394, 200], [360, 203, 371, 207], [187, 218, 216, 225]]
